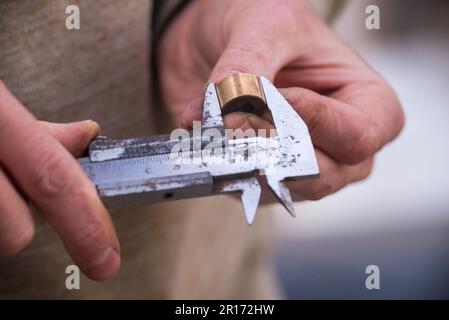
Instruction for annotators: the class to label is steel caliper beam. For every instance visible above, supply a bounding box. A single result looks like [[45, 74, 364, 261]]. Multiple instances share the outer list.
[[78, 74, 319, 224]]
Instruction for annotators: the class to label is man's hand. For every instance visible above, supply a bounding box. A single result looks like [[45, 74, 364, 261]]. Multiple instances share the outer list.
[[0, 81, 120, 280], [157, 0, 404, 201]]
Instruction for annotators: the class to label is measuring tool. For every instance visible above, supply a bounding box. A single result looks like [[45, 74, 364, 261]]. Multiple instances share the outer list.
[[78, 74, 319, 224]]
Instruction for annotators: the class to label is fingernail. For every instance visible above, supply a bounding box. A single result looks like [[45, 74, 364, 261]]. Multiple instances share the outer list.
[[87, 247, 121, 281], [85, 120, 101, 136]]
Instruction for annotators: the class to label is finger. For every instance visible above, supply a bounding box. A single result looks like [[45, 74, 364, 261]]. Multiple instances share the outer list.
[[209, 8, 299, 83], [330, 80, 405, 152], [184, 10, 300, 127], [181, 97, 275, 133], [275, 49, 404, 160], [289, 149, 374, 201], [181, 89, 275, 131], [40, 120, 100, 157], [0, 167, 35, 256], [0, 81, 120, 280], [280, 87, 384, 164], [181, 98, 203, 130], [223, 112, 274, 133]]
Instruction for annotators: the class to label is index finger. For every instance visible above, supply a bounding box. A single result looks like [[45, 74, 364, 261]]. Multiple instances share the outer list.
[[0, 81, 120, 280]]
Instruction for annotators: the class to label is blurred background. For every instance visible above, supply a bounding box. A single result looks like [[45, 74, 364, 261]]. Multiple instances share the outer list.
[[273, 0, 449, 299]]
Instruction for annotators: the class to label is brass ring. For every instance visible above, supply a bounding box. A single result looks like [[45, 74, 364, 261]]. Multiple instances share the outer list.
[[215, 73, 267, 115]]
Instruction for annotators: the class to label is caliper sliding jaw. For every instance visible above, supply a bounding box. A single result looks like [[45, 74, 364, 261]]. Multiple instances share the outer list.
[[78, 74, 319, 224]]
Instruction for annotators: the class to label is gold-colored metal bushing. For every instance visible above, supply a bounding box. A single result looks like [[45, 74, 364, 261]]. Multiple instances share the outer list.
[[216, 73, 267, 115]]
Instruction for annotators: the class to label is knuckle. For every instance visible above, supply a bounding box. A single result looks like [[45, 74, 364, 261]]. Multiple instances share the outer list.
[[381, 83, 405, 133], [359, 159, 375, 181], [289, 89, 332, 134], [285, 88, 312, 106], [396, 108, 406, 134], [309, 100, 332, 134], [390, 94, 405, 136], [305, 179, 335, 201], [30, 150, 73, 198], [342, 117, 379, 164]]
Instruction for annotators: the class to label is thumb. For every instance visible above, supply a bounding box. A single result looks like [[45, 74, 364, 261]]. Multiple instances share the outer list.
[[39, 120, 100, 157], [209, 25, 296, 83], [183, 35, 291, 128], [185, 16, 298, 126]]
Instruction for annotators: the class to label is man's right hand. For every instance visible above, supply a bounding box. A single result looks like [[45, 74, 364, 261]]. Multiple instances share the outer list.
[[0, 81, 120, 280]]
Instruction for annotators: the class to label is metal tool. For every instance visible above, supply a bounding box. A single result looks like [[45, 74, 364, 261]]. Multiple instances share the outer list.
[[78, 74, 319, 224]]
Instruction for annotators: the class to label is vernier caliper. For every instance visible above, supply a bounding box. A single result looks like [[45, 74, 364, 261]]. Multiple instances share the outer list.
[[78, 74, 319, 224]]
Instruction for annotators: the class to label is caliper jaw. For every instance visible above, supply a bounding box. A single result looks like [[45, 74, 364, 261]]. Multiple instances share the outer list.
[[258, 77, 320, 217], [214, 177, 261, 225], [200, 76, 319, 222]]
